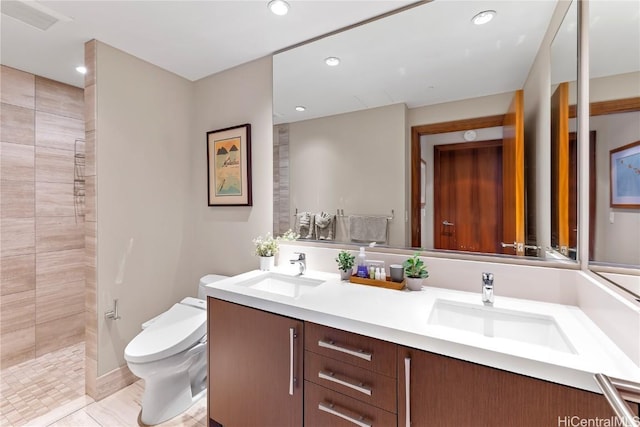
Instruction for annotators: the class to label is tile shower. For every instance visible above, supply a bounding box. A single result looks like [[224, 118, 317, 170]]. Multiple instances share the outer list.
[[1, 65, 85, 369]]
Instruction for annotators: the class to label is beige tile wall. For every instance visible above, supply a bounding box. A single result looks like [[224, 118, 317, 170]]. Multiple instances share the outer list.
[[0, 65, 85, 369]]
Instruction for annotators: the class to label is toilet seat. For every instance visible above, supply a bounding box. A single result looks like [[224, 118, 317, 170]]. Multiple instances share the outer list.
[[125, 299, 206, 364]]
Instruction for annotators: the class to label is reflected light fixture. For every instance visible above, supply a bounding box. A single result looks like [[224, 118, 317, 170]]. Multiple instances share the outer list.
[[268, 0, 289, 16], [472, 10, 496, 25], [75, 65, 87, 74], [295, 106, 306, 112], [324, 57, 340, 67]]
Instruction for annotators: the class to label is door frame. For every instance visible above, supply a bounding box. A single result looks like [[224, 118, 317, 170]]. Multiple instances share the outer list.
[[410, 115, 505, 247]]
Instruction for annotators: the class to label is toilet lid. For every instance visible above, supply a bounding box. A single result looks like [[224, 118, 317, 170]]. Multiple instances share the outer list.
[[124, 302, 206, 364]]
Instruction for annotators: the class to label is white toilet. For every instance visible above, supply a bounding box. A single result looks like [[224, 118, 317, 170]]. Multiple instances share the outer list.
[[124, 274, 227, 425]]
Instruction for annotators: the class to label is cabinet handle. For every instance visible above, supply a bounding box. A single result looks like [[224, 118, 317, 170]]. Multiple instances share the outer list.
[[318, 339, 372, 361], [318, 402, 372, 427], [404, 357, 411, 427], [289, 327, 296, 396], [319, 370, 372, 396]]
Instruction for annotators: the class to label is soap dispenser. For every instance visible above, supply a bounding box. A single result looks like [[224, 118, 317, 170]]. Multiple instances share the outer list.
[[356, 247, 368, 278]]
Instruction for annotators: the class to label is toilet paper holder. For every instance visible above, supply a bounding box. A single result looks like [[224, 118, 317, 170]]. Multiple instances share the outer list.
[[105, 299, 121, 320]]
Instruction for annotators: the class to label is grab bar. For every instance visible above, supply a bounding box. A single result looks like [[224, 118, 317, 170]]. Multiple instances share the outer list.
[[594, 374, 640, 426]]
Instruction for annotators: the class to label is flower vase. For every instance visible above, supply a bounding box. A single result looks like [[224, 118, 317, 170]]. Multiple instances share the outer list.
[[259, 256, 275, 271], [339, 269, 352, 281], [405, 277, 423, 291]]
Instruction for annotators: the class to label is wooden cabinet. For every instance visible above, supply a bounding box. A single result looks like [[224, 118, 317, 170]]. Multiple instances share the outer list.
[[207, 298, 303, 427], [304, 323, 397, 426], [397, 346, 636, 427]]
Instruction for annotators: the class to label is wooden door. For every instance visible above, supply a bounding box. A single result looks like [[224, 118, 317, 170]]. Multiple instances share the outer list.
[[551, 82, 570, 256], [208, 298, 304, 427], [434, 140, 502, 254], [397, 346, 634, 427], [502, 89, 525, 255]]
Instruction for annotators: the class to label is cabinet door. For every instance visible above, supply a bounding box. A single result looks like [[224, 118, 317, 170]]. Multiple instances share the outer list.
[[398, 346, 628, 427], [208, 298, 303, 427]]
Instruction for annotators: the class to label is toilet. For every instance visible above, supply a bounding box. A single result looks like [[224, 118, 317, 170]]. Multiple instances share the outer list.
[[124, 274, 227, 425]]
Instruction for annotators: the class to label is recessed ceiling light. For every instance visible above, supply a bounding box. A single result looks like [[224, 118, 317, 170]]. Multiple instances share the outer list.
[[295, 106, 306, 112], [268, 0, 289, 16], [472, 10, 496, 25], [324, 57, 340, 67], [75, 66, 87, 74]]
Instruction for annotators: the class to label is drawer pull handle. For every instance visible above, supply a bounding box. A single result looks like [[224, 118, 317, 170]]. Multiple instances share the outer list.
[[404, 357, 411, 427], [318, 339, 372, 361], [318, 402, 372, 427], [289, 327, 296, 396], [319, 370, 372, 396]]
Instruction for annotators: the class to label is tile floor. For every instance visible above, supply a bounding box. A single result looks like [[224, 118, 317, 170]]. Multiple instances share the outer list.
[[1, 342, 206, 426]]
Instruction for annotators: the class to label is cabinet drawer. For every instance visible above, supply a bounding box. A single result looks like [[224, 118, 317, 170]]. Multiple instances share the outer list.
[[305, 323, 396, 377], [305, 351, 397, 413], [305, 381, 397, 427]]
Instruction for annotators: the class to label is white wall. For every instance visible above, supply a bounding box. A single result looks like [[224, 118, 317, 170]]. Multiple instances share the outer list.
[[408, 92, 513, 127], [95, 42, 194, 375], [591, 111, 640, 265], [189, 57, 274, 283], [288, 103, 406, 247]]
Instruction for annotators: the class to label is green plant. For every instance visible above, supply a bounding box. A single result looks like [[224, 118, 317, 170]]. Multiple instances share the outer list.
[[253, 229, 299, 257], [335, 250, 356, 272], [403, 253, 429, 278]]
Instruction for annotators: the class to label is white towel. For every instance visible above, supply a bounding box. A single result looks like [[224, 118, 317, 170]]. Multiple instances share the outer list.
[[294, 212, 315, 239], [349, 215, 388, 244]]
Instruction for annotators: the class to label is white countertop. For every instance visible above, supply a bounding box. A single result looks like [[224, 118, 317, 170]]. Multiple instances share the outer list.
[[204, 268, 640, 394]]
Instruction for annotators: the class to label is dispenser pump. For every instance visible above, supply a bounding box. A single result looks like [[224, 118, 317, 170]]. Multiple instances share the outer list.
[[356, 247, 368, 278]]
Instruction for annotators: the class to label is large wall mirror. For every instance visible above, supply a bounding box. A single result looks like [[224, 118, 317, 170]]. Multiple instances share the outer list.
[[273, 0, 577, 263], [587, 0, 640, 297]]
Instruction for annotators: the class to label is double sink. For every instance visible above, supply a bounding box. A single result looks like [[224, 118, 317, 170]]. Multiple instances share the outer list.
[[232, 271, 576, 355]]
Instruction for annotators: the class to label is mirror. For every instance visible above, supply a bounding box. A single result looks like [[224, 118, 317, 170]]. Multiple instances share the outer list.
[[550, 0, 578, 260], [587, 0, 640, 296], [273, 1, 563, 258]]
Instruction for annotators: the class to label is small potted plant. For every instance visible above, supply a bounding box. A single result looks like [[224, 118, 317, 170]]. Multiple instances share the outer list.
[[253, 229, 299, 271], [403, 252, 429, 291], [335, 250, 356, 280]]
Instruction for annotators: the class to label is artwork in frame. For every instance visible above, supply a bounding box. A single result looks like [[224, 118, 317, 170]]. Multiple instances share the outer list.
[[207, 124, 252, 206], [610, 140, 640, 208]]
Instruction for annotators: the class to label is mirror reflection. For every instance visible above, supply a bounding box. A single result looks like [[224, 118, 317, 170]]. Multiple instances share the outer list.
[[273, 1, 561, 258], [587, 0, 640, 293]]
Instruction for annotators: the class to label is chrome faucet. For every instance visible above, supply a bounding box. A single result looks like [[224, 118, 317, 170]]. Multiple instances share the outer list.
[[482, 272, 494, 306], [290, 252, 306, 275]]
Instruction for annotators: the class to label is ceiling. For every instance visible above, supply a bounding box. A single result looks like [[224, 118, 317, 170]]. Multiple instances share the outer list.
[[1, 0, 417, 88]]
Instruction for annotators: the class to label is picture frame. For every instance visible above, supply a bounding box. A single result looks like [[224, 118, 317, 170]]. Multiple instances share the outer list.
[[610, 140, 640, 208], [207, 124, 252, 206]]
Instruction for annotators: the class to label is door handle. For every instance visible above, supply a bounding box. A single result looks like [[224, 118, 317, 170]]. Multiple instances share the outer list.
[[442, 220, 455, 226], [289, 327, 296, 395], [404, 357, 411, 427]]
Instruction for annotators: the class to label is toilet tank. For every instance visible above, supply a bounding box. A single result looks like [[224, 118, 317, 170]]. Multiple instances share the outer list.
[[198, 274, 228, 299]]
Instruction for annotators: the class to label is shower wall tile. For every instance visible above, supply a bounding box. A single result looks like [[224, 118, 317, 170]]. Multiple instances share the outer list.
[[85, 130, 95, 177], [0, 254, 35, 295], [36, 279, 84, 324], [36, 248, 84, 287], [35, 147, 75, 183], [1, 217, 35, 257], [35, 76, 84, 121], [0, 326, 35, 368], [35, 312, 84, 357], [1, 142, 34, 181], [1, 66, 35, 109], [84, 84, 96, 133], [0, 290, 35, 333], [35, 181, 75, 217], [0, 103, 35, 145], [36, 216, 84, 253], [35, 111, 84, 151], [85, 176, 96, 222], [1, 180, 34, 218]]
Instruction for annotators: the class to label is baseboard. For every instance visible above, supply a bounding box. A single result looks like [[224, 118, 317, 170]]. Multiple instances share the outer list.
[[94, 364, 139, 401]]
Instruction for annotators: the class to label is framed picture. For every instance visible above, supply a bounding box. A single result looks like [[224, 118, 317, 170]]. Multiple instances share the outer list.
[[207, 124, 252, 206], [610, 140, 640, 208]]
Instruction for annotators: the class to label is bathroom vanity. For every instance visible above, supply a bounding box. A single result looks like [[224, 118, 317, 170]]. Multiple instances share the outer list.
[[205, 270, 640, 426]]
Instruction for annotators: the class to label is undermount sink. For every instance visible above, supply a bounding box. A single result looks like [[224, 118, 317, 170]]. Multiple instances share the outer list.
[[428, 299, 576, 354], [235, 272, 325, 299]]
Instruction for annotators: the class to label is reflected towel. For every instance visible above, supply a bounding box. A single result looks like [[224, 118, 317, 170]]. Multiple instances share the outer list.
[[349, 215, 388, 244], [295, 212, 315, 239], [314, 212, 335, 240]]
